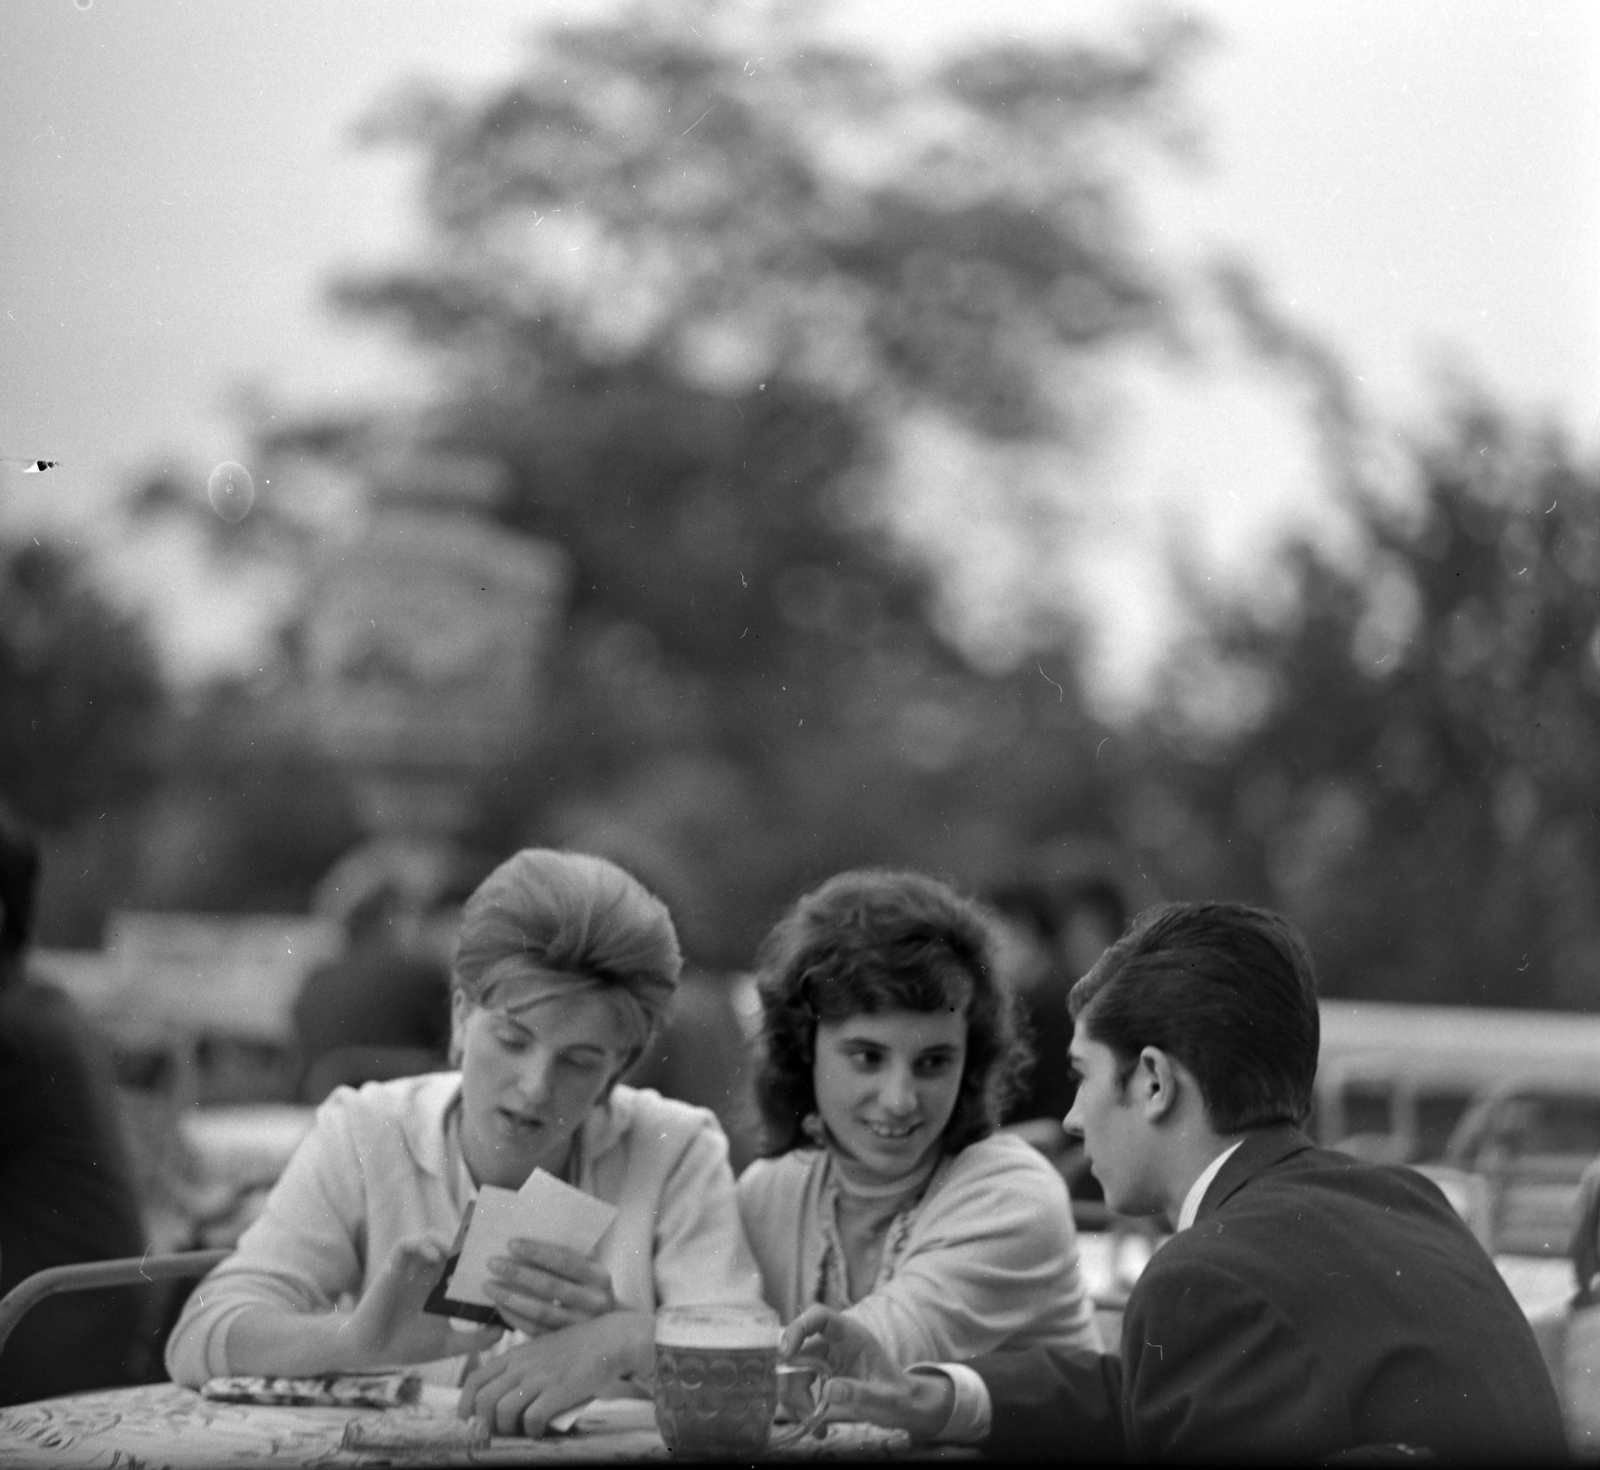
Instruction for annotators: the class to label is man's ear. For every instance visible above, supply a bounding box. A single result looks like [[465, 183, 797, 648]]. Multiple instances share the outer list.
[[1136, 1047, 1181, 1124]]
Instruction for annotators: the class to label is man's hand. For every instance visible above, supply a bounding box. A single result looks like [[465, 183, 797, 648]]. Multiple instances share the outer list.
[[780, 1305, 955, 1441], [457, 1310, 652, 1437], [484, 1238, 617, 1337], [340, 1232, 504, 1368]]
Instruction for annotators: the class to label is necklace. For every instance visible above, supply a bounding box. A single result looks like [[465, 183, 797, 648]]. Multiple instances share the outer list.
[[815, 1145, 947, 1307]]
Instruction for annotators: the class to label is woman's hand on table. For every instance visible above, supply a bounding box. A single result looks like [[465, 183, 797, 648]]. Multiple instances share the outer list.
[[457, 1309, 652, 1437], [781, 1305, 954, 1441], [340, 1231, 504, 1367], [483, 1238, 617, 1336]]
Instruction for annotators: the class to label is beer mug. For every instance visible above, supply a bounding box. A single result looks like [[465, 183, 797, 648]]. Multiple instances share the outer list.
[[653, 1304, 831, 1456]]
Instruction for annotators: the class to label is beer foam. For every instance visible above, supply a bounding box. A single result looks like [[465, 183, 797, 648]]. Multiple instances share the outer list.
[[656, 1305, 780, 1351]]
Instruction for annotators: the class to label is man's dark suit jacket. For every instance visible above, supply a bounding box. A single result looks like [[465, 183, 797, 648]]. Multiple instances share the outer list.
[[973, 1125, 1566, 1464]]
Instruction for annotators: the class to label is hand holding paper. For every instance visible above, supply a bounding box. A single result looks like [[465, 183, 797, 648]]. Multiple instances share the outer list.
[[425, 1168, 617, 1330], [487, 1235, 620, 1336], [345, 1232, 504, 1367]]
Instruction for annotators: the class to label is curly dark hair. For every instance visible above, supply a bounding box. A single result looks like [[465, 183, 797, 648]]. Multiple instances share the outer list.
[[752, 868, 1029, 1158]]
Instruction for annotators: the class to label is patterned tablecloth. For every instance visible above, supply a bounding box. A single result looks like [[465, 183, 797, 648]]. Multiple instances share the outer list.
[[0, 1384, 915, 1467]]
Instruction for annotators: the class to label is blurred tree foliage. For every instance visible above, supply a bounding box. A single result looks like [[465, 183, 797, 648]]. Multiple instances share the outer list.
[[272, 2, 1202, 963], [1141, 400, 1600, 1009], [12, 474, 367, 943], [125, 682, 366, 917], [105, 473, 368, 922], [0, 538, 162, 830]]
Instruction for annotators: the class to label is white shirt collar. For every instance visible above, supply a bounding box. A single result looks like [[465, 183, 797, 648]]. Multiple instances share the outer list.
[[1175, 1139, 1245, 1231], [398, 1071, 636, 1187]]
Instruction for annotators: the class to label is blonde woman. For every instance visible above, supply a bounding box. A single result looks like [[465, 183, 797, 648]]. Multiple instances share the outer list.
[[167, 849, 764, 1436]]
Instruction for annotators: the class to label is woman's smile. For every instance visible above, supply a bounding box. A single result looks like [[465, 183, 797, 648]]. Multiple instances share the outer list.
[[813, 1008, 968, 1186], [860, 1117, 921, 1142]]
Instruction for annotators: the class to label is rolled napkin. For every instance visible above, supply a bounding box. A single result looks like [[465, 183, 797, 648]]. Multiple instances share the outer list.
[[201, 1372, 421, 1409], [341, 1412, 491, 1453]]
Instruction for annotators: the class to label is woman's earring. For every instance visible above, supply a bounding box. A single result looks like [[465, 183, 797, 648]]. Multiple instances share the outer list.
[[802, 1111, 827, 1148]]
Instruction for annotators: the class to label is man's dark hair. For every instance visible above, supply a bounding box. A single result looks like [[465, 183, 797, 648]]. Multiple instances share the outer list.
[[753, 868, 1029, 1156], [0, 804, 41, 962], [1068, 900, 1320, 1132]]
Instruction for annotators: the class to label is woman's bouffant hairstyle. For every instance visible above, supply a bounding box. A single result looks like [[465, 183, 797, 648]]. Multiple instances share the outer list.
[[753, 869, 1028, 1157], [453, 849, 682, 1069], [1069, 900, 1320, 1133]]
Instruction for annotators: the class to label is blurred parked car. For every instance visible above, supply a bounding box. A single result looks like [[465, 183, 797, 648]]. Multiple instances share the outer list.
[[1315, 1000, 1600, 1256]]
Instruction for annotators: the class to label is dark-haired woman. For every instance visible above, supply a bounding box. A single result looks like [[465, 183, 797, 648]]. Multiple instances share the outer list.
[[737, 869, 1098, 1368]]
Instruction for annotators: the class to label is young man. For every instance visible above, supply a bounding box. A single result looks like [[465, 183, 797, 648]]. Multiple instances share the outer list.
[[783, 901, 1567, 1464]]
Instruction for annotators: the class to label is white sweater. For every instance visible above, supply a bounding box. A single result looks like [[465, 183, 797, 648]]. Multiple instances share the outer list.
[[737, 1133, 1100, 1367], [166, 1075, 763, 1387]]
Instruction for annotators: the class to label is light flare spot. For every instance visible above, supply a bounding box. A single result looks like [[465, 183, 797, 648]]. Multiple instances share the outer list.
[[206, 461, 255, 523]]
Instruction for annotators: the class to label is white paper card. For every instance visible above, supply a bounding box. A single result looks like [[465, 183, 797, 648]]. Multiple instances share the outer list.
[[446, 1170, 617, 1308], [515, 1165, 618, 1247]]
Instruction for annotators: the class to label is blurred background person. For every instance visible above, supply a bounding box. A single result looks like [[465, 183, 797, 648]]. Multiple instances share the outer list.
[[986, 850, 1131, 1212], [626, 965, 762, 1174], [739, 868, 1098, 1368], [291, 877, 452, 1103], [0, 806, 146, 1406], [575, 828, 765, 1174]]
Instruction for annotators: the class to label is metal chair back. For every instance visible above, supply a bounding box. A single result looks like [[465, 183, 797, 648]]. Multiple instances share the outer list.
[[0, 1249, 230, 1361]]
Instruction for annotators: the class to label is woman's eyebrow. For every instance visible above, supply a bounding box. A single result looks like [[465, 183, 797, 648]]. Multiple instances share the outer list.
[[491, 1008, 537, 1037], [495, 1014, 613, 1057]]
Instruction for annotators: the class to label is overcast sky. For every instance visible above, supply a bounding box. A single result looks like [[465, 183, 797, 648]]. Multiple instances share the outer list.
[[1, 0, 1596, 694]]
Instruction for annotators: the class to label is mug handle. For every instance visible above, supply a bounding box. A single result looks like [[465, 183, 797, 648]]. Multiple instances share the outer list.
[[768, 1355, 832, 1448]]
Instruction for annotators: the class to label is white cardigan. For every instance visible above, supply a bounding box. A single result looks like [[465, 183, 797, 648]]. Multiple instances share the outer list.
[[166, 1075, 763, 1387], [737, 1133, 1100, 1367]]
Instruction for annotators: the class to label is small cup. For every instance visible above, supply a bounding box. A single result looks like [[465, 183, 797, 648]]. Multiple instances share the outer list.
[[654, 1304, 830, 1457]]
